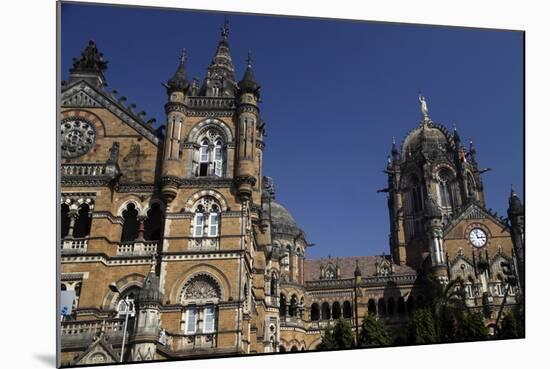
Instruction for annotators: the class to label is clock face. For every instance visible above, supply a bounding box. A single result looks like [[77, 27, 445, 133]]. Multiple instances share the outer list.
[[61, 118, 97, 158], [469, 228, 487, 247]]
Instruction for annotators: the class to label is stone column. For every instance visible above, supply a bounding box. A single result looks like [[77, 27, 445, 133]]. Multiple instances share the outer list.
[[66, 210, 78, 238]]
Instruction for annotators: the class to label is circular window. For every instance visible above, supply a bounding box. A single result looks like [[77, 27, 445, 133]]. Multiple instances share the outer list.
[[60, 118, 97, 158]]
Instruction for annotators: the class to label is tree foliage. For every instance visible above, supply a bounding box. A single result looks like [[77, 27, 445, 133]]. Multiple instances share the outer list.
[[359, 314, 391, 347], [499, 311, 523, 339], [317, 325, 336, 350], [407, 308, 437, 344], [317, 319, 354, 350], [457, 311, 489, 341]]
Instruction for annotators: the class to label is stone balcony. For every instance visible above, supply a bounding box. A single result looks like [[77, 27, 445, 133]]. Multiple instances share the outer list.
[[61, 238, 88, 254], [117, 241, 159, 256], [61, 162, 119, 186], [61, 318, 125, 346]]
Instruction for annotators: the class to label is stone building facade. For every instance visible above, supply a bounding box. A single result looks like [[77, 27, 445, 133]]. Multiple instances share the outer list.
[[58, 25, 524, 366]]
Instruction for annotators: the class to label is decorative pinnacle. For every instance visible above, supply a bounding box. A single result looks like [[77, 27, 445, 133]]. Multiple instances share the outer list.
[[247, 49, 253, 68], [392, 136, 396, 145], [221, 17, 229, 39], [179, 49, 186, 64]]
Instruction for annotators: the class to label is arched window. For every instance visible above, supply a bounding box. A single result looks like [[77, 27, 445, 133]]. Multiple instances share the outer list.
[[368, 299, 377, 315], [410, 175, 423, 213], [387, 297, 395, 316], [73, 203, 92, 238], [311, 303, 320, 321], [289, 295, 298, 317], [397, 297, 406, 315], [290, 346, 298, 352], [195, 130, 226, 178], [343, 301, 352, 319], [116, 286, 139, 317], [378, 298, 387, 316], [121, 203, 139, 242], [144, 203, 163, 241], [191, 197, 221, 239], [279, 294, 287, 317], [61, 204, 70, 238], [181, 275, 221, 335], [279, 345, 286, 353], [437, 168, 455, 210], [332, 301, 341, 320], [321, 302, 331, 320]]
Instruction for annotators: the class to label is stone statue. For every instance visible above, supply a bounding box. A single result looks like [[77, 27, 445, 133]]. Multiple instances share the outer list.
[[107, 141, 120, 164], [418, 94, 429, 120]]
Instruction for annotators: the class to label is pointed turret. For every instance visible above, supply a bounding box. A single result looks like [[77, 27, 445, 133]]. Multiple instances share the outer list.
[[508, 186, 524, 215], [200, 18, 237, 97], [238, 50, 260, 97], [469, 138, 478, 165], [165, 49, 190, 95], [68, 40, 108, 88]]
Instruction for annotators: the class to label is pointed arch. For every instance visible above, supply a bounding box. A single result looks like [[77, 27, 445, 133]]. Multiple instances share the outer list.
[[183, 189, 229, 212], [187, 118, 234, 143]]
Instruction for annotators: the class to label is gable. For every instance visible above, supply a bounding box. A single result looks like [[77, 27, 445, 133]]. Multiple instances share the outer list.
[[443, 202, 508, 238], [73, 337, 118, 365], [61, 80, 160, 146]]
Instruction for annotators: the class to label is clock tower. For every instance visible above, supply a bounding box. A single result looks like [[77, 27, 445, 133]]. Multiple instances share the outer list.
[[384, 95, 519, 297]]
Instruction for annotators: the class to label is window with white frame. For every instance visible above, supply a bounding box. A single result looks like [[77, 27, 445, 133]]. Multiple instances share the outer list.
[[195, 129, 226, 178], [191, 197, 221, 238], [203, 306, 216, 333], [181, 274, 220, 336], [185, 307, 198, 334]]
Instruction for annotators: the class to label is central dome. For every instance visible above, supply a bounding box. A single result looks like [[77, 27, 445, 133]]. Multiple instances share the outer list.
[[401, 122, 450, 157], [270, 201, 301, 237]]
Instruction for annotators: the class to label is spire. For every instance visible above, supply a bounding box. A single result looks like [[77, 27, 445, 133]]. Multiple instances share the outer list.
[[201, 18, 236, 96], [469, 138, 478, 164], [137, 256, 163, 304], [69, 40, 108, 87], [221, 16, 229, 40], [508, 185, 524, 215], [238, 50, 260, 96], [453, 124, 461, 144], [166, 49, 190, 94]]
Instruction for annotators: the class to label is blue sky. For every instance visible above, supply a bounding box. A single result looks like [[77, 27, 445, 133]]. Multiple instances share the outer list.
[[61, 3, 524, 258]]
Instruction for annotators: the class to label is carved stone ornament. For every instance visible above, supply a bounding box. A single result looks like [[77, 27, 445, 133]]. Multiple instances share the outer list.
[[61, 118, 97, 158], [183, 276, 220, 301]]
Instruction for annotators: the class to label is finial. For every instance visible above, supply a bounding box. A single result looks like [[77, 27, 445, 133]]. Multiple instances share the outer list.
[[392, 136, 396, 145], [221, 16, 229, 39], [179, 48, 186, 64], [418, 92, 430, 121], [246, 49, 253, 68]]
